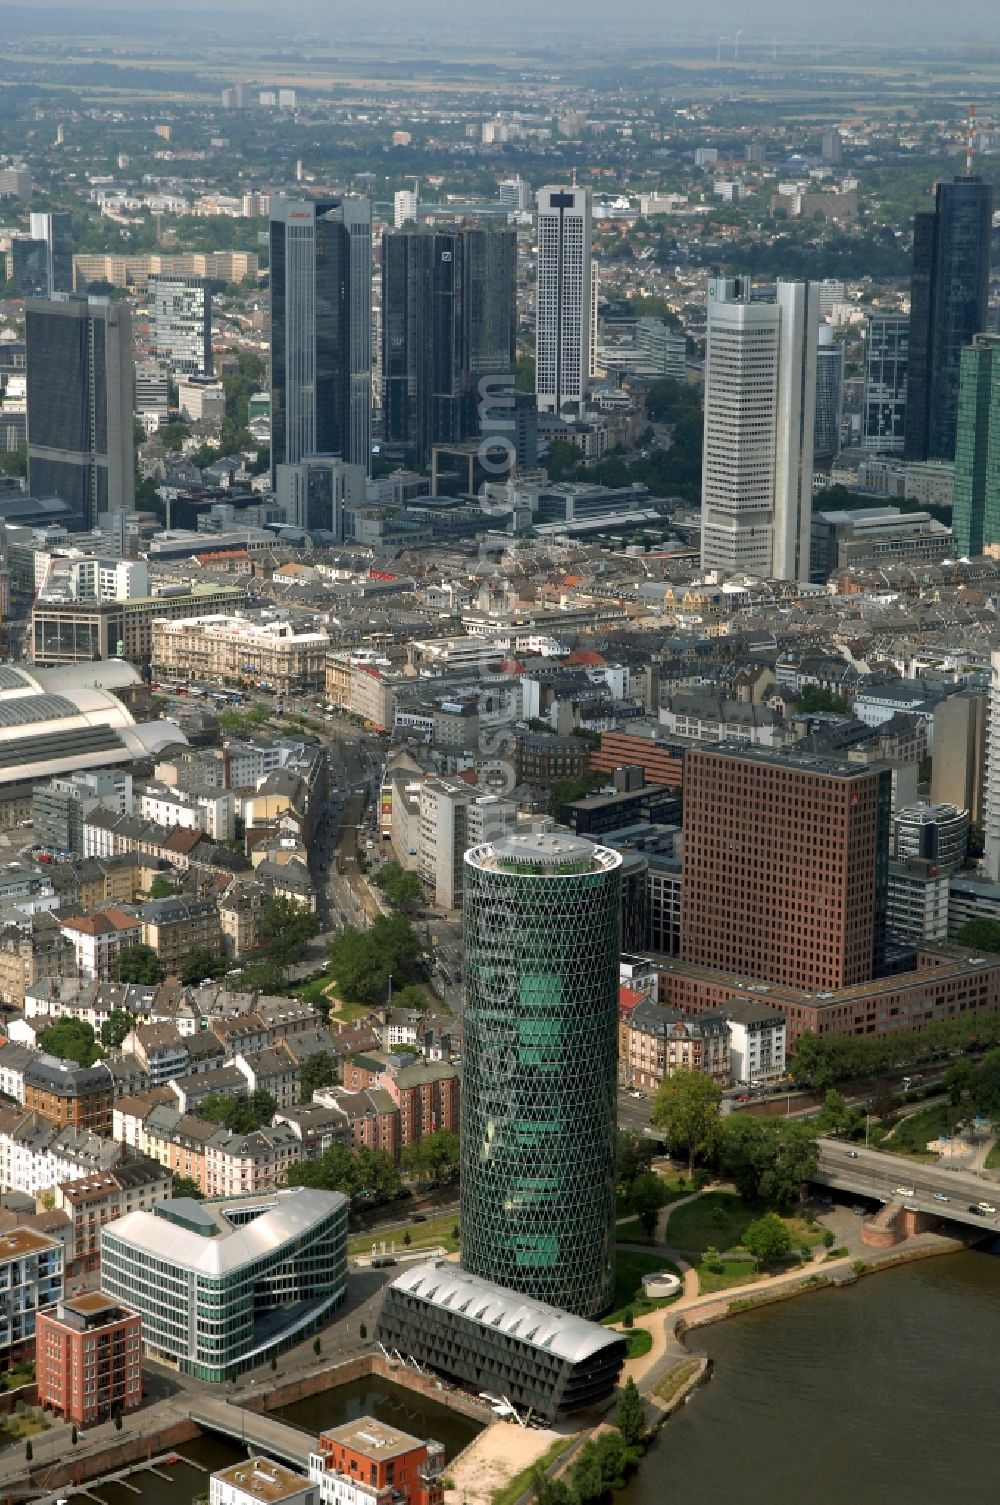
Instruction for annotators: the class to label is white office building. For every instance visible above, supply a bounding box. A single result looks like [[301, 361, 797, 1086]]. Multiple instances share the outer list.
[[985, 649, 1000, 883], [393, 187, 419, 228], [535, 185, 592, 416], [700, 276, 819, 582], [148, 275, 212, 375]]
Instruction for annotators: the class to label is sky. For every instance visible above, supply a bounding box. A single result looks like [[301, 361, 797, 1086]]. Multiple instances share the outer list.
[[2, 0, 1000, 44]]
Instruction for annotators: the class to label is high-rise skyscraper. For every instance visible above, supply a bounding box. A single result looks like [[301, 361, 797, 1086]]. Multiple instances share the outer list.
[[10, 237, 49, 300], [863, 312, 909, 453], [681, 746, 891, 990], [393, 185, 419, 228], [953, 333, 1000, 557], [269, 196, 372, 483], [983, 650, 1000, 883], [382, 225, 516, 467], [535, 185, 592, 416], [700, 277, 819, 581], [148, 274, 212, 375], [903, 175, 992, 463], [275, 454, 365, 538], [461, 831, 621, 1318], [28, 211, 73, 296], [813, 322, 844, 462], [26, 295, 135, 527]]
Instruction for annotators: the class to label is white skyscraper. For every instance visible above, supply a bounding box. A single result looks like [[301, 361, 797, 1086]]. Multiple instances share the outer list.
[[394, 186, 419, 228], [700, 276, 819, 582], [983, 649, 1000, 883], [535, 185, 592, 416]]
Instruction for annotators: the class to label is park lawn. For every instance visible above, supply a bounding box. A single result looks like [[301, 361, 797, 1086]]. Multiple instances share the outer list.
[[653, 1358, 700, 1406], [622, 1328, 653, 1359], [348, 1211, 460, 1257], [696, 1257, 760, 1294], [668, 1191, 824, 1256], [604, 1251, 681, 1326], [882, 1102, 953, 1161], [984, 1138, 1000, 1170]]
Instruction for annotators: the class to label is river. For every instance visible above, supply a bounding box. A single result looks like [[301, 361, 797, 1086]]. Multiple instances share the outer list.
[[621, 1250, 1000, 1505]]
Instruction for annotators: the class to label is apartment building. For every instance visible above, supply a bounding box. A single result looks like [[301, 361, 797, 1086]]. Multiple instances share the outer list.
[[151, 615, 331, 694], [619, 999, 731, 1091], [59, 909, 142, 980], [0, 1229, 63, 1367], [138, 896, 224, 975], [36, 1293, 142, 1426], [23, 1056, 114, 1135], [53, 1158, 170, 1269]]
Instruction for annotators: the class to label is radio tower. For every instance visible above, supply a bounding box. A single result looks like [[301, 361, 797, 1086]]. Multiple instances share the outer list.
[[967, 104, 976, 176]]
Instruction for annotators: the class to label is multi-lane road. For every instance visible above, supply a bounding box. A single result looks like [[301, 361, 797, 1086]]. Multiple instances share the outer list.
[[816, 1138, 1000, 1230]]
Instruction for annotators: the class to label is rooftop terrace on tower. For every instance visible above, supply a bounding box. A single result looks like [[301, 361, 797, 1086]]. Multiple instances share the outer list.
[[464, 831, 621, 876]]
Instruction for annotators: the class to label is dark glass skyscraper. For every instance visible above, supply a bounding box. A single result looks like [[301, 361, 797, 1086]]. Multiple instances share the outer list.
[[953, 333, 1000, 557], [903, 176, 992, 462], [461, 832, 621, 1318], [382, 225, 516, 467], [269, 196, 372, 483], [29, 211, 73, 296], [11, 238, 49, 300], [26, 295, 135, 527]]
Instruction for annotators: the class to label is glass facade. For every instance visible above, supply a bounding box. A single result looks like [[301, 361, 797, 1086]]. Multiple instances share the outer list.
[[270, 197, 371, 483], [953, 334, 1000, 557], [100, 1192, 348, 1381], [863, 314, 909, 453], [461, 834, 621, 1318], [904, 176, 993, 463]]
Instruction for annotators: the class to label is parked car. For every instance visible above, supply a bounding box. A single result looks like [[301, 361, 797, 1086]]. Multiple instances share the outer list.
[[894, 1185, 915, 1197]]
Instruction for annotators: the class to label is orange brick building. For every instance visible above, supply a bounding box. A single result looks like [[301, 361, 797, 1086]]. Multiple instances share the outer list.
[[590, 730, 684, 789], [23, 1057, 114, 1135], [312, 1416, 444, 1505], [36, 1293, 142, 1426]]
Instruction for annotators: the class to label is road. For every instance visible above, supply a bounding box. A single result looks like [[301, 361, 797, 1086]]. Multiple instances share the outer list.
[[816, 1138, 1000, 1230]]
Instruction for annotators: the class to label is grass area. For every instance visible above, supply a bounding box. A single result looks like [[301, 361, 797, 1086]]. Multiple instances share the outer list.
[[348, 1210, 460, 1257], [1, 1366, 33, 1392], [985, 1139, 1000, 1170], [616, 1217, 654, 1244], [882, 1102, 954, 1161], [653, 1358, 700, 1407], [293, 970, 374, 1023], [490, 1435, 576, 1505], [622, 1328, 653, 1359], [667, 1192, 826, 1257], [604, 1251, 682, 1326], [696, 1256, 759, 1294]]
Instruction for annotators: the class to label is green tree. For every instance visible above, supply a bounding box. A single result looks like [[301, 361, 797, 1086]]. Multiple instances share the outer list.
[[38, 1018, 103, 1068], [615, 1376, 647, 1448], [744, 1212, 792, 1268], [630, 1171, 667, 1238], [99, 1009, 133, 1050], [816, 1089, 849, 1137], [945, 1058, 973, 1107], [199, 1091, 276, 1133], [651, 1068, 722, 1173], [760, 1121, 819, 1208], [955, 918, 1000, 954], [179, 947, 227, 985], [798, 685, 849, 715], [374, 860, 423, 912], [115, 944, 164, 984], [259, 895, 320, 969], [530, 1467, 574, 1505], [287, 1142, 400, 1202], [327, 913, 424, 1004], [300, 1051, 336, 1102], [171, 1174, 204, 1200], [616, 1129, 655, 1196], [970, 1048, 1000, 1120], [148, 875, 179, 899]]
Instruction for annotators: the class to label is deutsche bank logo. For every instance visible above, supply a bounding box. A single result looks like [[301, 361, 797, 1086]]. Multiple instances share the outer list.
[[441, 251, 452, 261]]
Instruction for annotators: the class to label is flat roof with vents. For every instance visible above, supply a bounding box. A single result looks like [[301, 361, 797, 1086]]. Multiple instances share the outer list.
[[319, 1415, 429, 1461]]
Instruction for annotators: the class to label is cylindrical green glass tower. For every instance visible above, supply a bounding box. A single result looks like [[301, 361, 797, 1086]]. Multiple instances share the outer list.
[[460, 832, 622, 1317]]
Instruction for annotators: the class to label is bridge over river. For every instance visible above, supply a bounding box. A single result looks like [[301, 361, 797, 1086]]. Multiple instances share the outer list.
[[814, 1139, 1000, 1232]]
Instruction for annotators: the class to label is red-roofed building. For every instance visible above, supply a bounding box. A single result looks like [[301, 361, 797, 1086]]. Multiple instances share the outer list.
[[59, 910, 142, 980]]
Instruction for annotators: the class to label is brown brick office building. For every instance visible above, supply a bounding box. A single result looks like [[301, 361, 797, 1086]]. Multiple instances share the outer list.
[[681, 746, 891, 992]]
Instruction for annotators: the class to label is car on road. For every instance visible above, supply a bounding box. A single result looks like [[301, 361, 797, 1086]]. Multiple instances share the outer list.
[[846, 1150, 859, 1158], [410, 1212, 427, 1223], [371, 1256, 397, 1268], [933, 1193, 950, 1203], [894, 1185, 915, 1197], [977, 1201, 997, 1215], [629, 1090, 644, 1100], [969, 1204, 987, 1216]]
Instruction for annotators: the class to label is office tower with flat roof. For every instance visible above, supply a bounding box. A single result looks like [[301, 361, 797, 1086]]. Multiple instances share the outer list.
[[148, 274, 212, 375], [535, 185, 592, 417], [275, 454, 365, 538], [10, 237, 49, 300], [983, 650, 1000, 883], [26, 295, 135, 527], [29, 211, 73, 296], [813, 322, 844, 462], [953, 332, 1000, 557], [394, 186, 419, 228], [903, 176, 992, 463], [269, 196, 372, 484], [382, 225, 516, 468], [700, 277, 819, 582], [863, 312, 909, 453], [461, 831, 621, 1317], [681, 745, 891, 990]]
